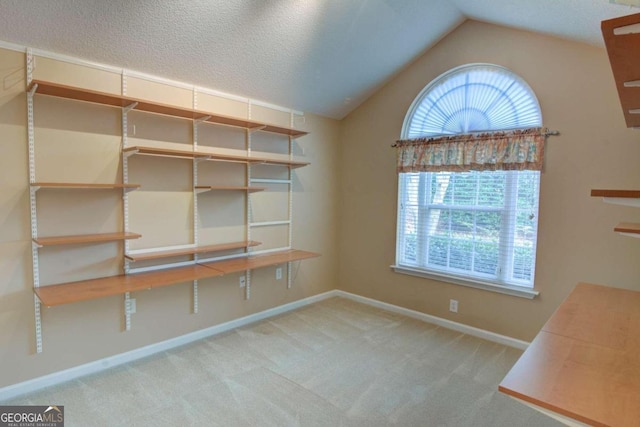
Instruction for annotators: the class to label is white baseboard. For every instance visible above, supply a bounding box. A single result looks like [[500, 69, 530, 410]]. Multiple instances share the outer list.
[[334, 290, 530, 350], [0, 289, 527, 401]]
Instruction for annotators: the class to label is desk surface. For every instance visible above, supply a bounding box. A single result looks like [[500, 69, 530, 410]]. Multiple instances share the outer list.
[[499, 283, 640, 427]]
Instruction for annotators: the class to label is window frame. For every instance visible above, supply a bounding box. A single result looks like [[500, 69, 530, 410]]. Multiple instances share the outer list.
[[393, 64, 541, 299]]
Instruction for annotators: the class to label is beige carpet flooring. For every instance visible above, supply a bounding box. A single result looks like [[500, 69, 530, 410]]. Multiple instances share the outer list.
[[2, 297, 562, 426]]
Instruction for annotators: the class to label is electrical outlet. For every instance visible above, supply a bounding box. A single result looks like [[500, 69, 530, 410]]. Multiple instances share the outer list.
[[130, 298, 137, 314], [239, 275, 246, 288], [276, 267, 283, 280], [449, 299, 458, 313]]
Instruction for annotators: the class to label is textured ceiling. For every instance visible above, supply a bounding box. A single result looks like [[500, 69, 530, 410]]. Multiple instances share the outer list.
[[0, 0, 637, 119]]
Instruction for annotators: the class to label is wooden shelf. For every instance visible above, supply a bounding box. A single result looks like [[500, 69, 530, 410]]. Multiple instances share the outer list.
[[195, 186, 265, 193], [29, 80, 308, 138], [614, 221, 640, 236], [499, 283, 640, 427], [34, 264, 224, 307], [124, 145, 309, 168], [591, 188, 640, 208], [602, 13, 640, 128], [591, 189, 640, 198], [125, 240, 261, 262], [31, 182, 140, 191], [201, 249, 320, 274], [34, 247, 318, 306], [33, 232, 141, 247]]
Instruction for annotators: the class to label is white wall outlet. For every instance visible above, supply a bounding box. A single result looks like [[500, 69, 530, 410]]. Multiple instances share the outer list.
[[449, 299, 458, 313], [239, 275, 246, 288], [276, 267, 283, 280], [130, 298, 137, 314]]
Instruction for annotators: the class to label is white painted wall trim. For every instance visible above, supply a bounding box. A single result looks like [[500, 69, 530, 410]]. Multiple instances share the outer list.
[[0, 289, 528, 401], [335, 290, 531, 350]]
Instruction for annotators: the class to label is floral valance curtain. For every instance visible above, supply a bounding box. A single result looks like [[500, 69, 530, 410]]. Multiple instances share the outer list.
[[395, 127, 548, 173]]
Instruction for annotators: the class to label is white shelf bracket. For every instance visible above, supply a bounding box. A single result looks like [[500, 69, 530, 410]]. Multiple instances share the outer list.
[[248, 125, 267, 134], [287, 261, 292, 289], [194, 115, 211, 124], [124, 102, 138, 113], [123, 149, 139, 158], [28, 83, 38, 97]]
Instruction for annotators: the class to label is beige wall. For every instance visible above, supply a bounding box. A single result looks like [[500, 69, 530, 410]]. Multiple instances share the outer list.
[[0, 48, 341, 388], [338, 20, 640, 341]]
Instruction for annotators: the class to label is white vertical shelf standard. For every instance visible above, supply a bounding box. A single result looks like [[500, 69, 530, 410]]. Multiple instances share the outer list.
[[26, 48, 43, 354]]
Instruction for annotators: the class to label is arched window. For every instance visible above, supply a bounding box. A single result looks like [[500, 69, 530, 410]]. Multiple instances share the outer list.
[[394, 64, 542, 296]]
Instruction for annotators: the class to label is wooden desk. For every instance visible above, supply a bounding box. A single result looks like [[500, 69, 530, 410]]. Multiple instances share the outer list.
[[499, 283, 640, 427]]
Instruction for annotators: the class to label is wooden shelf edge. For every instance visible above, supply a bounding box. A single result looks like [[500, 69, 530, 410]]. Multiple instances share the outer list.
[[590, 189, 640, 198], [34, 231, 141, 247], [124, 145, 309, 167], [34, 264, 223, 307], [195, 186, 265, 193], [31, 182, 140, 190], [29, 80, 308, 138], [614, 222, 640, 235], [125, 240, 262, 262], [200, 249, 320, 274]]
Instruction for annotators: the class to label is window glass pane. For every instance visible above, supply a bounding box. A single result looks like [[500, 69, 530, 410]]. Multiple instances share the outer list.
[[473, 242, 499, 276]]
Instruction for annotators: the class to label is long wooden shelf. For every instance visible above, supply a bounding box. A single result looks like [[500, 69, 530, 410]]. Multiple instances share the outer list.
[[34, 264, 224, 307], [31, 182, 140, 191], [29, 80, 308, 138], [499, 283, 640, 427], [201, 249, 320, 274], [195, 186, 265, 193], [602, 13, 640, 128], [124, 145, 309, 168], [33, 232, 141, 247], [125, 240, 262, 262], [35, 248, 319, 306]]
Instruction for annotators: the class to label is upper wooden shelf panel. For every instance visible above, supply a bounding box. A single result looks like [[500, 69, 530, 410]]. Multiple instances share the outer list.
[[34, 231, 141, 247], [602, 13, 640, 128], [29, 80, 308, 138], [31, 182, 140, 191], [123, 145, 310, 168], [195, 186, 265, 193]]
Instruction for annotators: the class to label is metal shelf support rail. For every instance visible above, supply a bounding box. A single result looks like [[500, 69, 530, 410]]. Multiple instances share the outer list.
[[27, 48, 43, 354]]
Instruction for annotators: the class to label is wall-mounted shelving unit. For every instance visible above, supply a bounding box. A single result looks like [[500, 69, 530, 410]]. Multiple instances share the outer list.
[[27, 59, 319, 353]]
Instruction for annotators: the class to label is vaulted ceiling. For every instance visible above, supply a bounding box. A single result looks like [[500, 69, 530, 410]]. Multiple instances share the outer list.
[[0, 0, 636, 119]]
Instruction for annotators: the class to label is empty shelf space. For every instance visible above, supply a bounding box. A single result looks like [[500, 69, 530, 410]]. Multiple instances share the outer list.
[[34, 264, 223, 307], [123, 145, 309, 167], [201, 249, 320, 274], [29, 80, 308, 138], [195, 186, 265, 193], [125, 240, 262, 262], [614, 222, 640, 236], [31, 182, 140, 191], [33, 231, 141, 247]]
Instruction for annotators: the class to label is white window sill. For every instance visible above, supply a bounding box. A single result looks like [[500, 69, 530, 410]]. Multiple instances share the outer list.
[[390, 265, 539, 299]]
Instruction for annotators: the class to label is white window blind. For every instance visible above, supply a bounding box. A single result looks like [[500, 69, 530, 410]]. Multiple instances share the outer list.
[[396, 64, 543, 292], [397, 170, 540, 287]]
